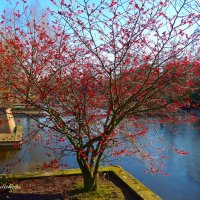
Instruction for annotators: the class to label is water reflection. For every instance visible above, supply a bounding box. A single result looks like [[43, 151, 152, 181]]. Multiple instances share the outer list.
[[0, 114, 200, 200], [114, 117, 200, 200], [0, 115, 75, 173]]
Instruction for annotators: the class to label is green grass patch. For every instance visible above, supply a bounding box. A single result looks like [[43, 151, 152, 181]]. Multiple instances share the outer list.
[[66, 176, 125, 200]]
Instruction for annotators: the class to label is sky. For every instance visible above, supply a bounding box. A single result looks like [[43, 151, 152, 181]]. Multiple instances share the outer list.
[[0, 0, 198, 47], [0, 0, 54, 13]]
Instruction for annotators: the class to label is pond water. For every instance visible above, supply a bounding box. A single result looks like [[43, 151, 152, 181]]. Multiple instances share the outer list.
[[0, 112, 200, 200]]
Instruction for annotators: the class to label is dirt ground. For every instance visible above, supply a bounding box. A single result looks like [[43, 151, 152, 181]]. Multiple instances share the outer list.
[[0, 175, 130, 200]]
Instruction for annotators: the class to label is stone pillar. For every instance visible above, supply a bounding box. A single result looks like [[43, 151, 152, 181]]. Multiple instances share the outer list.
[[0, 107, 16, 134], [0, 107, 22, 150]]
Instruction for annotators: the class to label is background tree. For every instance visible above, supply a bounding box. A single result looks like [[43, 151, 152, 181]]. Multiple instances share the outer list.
[[179, 0, 200, 106], [0, 0, 199, 191]]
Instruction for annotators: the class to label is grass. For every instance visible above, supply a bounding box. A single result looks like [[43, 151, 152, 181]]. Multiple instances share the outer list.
[[65, 175, 125, 200]]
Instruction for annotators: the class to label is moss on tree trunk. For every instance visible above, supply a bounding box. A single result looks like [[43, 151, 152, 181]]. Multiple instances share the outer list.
[[76, 153, 100, 192], [83, 171, 99, 191]]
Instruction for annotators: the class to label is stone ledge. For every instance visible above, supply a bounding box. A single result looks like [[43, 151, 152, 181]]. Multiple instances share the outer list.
[[101, 166, 161, 200], [12, 110, 46, 116], [12, 104, 46, 116], [0, 166, 161, 199], [0, 126, 23, 149]]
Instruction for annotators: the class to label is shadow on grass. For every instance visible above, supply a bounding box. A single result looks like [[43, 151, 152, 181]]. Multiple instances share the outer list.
[[106, 172, 143, 200], [67, 187, 86, 196]]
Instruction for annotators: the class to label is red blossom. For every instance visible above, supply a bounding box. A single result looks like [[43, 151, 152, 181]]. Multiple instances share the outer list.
[[176, 150, 189, 155], [164, 173, 170, 176], [110, 0, 117, 7], [59, 138, 65, 142], [0, 0, 198, 180], [135, 4, 139, 9]]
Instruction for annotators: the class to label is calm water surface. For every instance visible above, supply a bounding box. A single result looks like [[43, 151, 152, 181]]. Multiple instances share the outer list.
[[0, 112, 200, 200]]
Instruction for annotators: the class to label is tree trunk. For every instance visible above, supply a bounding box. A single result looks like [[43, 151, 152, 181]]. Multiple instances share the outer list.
[[82, 171, 99, 191], [76, 154, 99, 191]]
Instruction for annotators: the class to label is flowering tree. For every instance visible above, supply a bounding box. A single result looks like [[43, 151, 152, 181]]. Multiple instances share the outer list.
[[0, 0, 200, 191]]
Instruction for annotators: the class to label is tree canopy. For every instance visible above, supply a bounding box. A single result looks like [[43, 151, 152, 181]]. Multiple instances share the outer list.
[[0, 0, 200, 191]]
